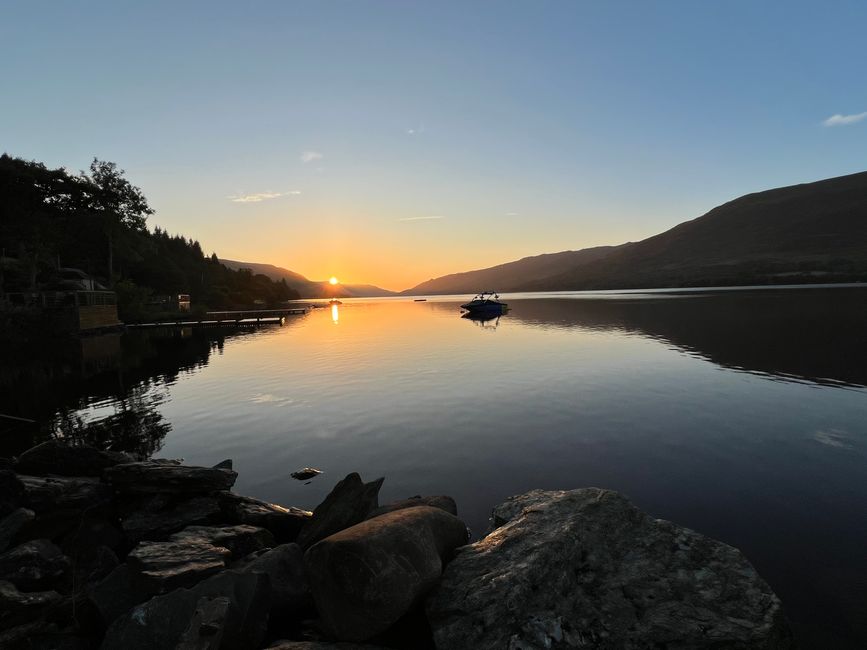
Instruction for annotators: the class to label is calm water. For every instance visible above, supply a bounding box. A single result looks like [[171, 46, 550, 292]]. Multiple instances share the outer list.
[[3, 286, 867, 648]]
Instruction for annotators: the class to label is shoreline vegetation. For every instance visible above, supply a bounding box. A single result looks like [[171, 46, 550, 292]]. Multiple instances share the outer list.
[[0, 440, 795, 649]]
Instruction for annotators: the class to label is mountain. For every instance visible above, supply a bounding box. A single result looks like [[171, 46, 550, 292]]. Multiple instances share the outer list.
[[219, 259, 396, 298], [404, 170, 867, 294], [401, 246, 622, 295]]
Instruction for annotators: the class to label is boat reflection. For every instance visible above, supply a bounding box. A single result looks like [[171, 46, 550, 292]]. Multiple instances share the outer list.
[[461, 311, 504, 330]]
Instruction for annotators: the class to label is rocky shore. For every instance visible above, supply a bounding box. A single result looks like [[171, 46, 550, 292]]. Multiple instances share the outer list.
[[0, 440, 795, 649]]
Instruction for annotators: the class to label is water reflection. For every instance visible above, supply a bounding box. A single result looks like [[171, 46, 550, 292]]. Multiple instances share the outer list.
[[461, 311, 504, 330], [440, 286, 867, 388], [331, 303, 339, 324]]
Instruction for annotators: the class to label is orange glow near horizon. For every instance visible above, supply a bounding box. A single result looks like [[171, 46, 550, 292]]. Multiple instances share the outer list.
[[329, 276, 339, 285]]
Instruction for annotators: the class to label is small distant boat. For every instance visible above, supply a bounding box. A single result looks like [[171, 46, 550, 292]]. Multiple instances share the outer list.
[[414, 298, 427, 302], [328, 299, 343, 305], [460, 291, 508, 314]]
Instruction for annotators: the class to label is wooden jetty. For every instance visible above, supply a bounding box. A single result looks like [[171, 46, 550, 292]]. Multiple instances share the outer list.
[[127, 306, 310, 330]]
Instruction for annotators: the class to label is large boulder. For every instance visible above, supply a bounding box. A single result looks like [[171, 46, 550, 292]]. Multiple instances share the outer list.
[[219, 493, 311, 543], [296, 473, 384, 549], [14, 440, 130, 477], [0, 471, 24, 518], [0, 508, 35, 553], [119, 495, 222, 543], [0, 539, 70, 591], [127, 540, 231, 594], [19, 475, 112, 514], [426, 488, 794, 650], [88, 565, 148, 628], [104, 462, 237, 494], [304, 505, 468, 641], [235, 543, 307, 615], [101, 569, 270, 650], [175, 595, 240, 650], [0, 579, 62, 626], [171, 525, 275, 559], [365, 495, 457, 520]]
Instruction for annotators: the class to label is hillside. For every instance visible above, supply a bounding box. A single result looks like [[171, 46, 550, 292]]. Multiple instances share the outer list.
[[220, 259, 396, 298], [402, 246, 622, 295], [406, 171, 867, 294]]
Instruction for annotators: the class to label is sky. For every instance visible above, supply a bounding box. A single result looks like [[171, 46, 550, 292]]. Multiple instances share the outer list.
[[2, 1, 866, 291]]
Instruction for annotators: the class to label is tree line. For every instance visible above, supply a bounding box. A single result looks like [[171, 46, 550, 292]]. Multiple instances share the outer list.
[[0, 154, 299, 319]]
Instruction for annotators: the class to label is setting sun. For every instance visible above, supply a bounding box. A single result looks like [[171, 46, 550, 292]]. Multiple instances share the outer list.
[[329, 276, 338, 285]]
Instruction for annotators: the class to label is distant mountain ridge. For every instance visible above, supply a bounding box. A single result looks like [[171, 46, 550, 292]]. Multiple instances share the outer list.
[[219, 259, 396, 298], [404, 170, 867, 294]]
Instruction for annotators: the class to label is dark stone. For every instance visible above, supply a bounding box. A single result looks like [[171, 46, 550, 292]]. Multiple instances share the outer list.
[[290, 467, 322, 481], [14, 440, 130, 477], [266, 643, 388, 649], [0, 621, 60, 649], [0, 539, 70, 591], [0, 508, 35, 553], [101, 569, 270, 650], [219, 492, 311, 543], [235, 543, 307, 615], [0, 579, 62, 626], [120, 495, 222, 543], [176, 595, 240, 649], [60, 517, 124, 579], [212, 459, 233, 470], [105, 461, 237, 494], [304, 505, 469, 641], [426, 488, 795, 650], [88, 565, 148, 628], [366, 495, 457, 520], [296, 473, 384, 549], [171, 524, 276, 559], [0, 458, 13, 471], [0, 471, 25, 518], [127, 540, 231, 594], [19, 475, 113, 514]]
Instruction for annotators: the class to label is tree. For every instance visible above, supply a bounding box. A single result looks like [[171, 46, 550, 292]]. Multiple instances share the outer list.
[[85, 159, 153, 285]]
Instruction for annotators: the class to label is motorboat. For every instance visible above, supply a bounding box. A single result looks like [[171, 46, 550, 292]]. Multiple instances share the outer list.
[[460, 291, 508, 314]]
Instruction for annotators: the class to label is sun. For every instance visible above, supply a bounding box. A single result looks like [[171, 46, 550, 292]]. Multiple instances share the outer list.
[[329, 276, 339, 285]]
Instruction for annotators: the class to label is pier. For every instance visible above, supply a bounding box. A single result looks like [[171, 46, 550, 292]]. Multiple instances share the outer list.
[[127, 306, 311, 330]]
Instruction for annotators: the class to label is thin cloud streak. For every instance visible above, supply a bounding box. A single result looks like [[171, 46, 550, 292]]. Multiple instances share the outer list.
[[301, 151, 323, 163], [397, 215, 445, 222], [823, 112, 867, 127], [228, 190, 301, 203]]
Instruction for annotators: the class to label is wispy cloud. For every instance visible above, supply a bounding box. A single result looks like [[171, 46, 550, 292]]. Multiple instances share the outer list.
[[228, 190, 301, 203], [822, 112, 867, 127], [301, 151, 323, 163], [406, 121, 426, 136], [397, 215, 445, 222], [813, 429, 854, 449]]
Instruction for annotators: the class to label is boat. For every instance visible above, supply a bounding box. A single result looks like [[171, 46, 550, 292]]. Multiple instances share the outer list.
[[413, 298, 427, 302], [328, 298, 343, 305], [460, 291, 508, 314]]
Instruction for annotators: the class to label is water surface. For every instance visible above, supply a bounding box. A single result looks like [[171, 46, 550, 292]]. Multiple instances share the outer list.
[[3, 286, 867, 648]]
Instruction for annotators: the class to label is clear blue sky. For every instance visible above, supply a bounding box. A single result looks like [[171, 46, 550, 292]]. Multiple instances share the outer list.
[[2, 1, 866, 289]]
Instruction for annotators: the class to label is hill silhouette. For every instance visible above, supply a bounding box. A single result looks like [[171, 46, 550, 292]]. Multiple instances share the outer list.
[[220, 259, 396, 298], [404, 171, 867, 294]]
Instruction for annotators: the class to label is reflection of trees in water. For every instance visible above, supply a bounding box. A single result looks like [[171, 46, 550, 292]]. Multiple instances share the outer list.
[[53, 385, 172, 459]]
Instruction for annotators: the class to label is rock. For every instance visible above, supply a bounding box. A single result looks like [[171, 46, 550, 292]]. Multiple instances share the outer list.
[[266, 643, 388, 649], [296, 473, 384, 549], [127, 540, 231, 594], [0, 508, 35, 553], [14, 440, 130, 477], [0, 471, 24, 518], [0, 539, 70, 591], [171, 525, 276, 559], [88, 565, 149, 628], [104, 461, 237, 494], [366, 495, 457, 520], [60, 518, 124, 585], [101, 570, 270, 650], [0, 621, 61, 649], [0, 579, 62, 624], [176, 595, 240, 649], [120, 495, 222, 543], [235, 543, 307, 615], [212, 459, 233, 470], [426, 488, 794, 650], [19, 475, 113, 513], [304, 505, 469, 641], [219, 493, 311, 543], [290, 467, 322, 480]]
